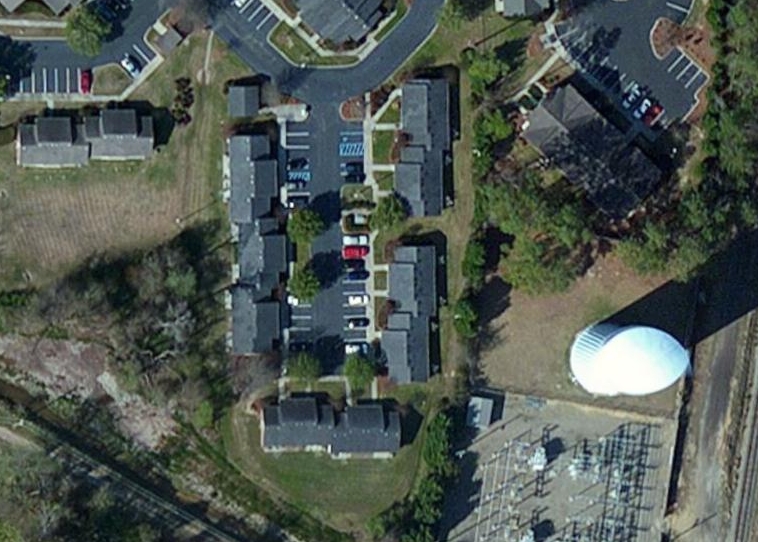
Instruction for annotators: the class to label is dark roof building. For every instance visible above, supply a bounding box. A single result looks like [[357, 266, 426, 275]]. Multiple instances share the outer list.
[[0, 0, 80, 15], [228, 134, 287, 355], [495, 0, 551, 17], [396, 79, 451, 217], [522, 84, 661, 218], [381, 245, 438, 383], [84, 110, 154, 160], [18, 110, 154, 167], [17, 117, 89, 167], [261, 397, 401, 457], [295, 0, 384, 44], [228, 85, 261, 119]]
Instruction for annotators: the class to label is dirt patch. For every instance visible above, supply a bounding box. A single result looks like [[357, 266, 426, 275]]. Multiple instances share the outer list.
[[339, 97, 364, 121], [651, 17, 715, 70], [0, 335, 176, 449], [478, 254, 680, 417]]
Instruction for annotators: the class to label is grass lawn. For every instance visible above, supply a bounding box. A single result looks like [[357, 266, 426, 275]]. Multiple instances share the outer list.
[[375, 0, 408, 42], [374, 295, 387, 330], [374, 270, 388, 291], [288, 380, 347, 400], [295, 241, 310, 270], [378, 101, 401, 124], [341, 184, 373, 205], [375, 170, 395, 191], [0, 31, 249, 289], [92, 63, 131, 96], [269, 23, 358, 66], [223, 403, 425, 533], [372, 130, 395, 164]]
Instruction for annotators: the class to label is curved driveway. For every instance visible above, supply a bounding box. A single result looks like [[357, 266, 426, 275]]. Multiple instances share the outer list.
[[213, 0, 445, 104]]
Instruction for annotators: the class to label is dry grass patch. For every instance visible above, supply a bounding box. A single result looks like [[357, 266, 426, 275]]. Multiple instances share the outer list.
[[92, 63, 132, 96], [0, 32, 250, 289], [478, 254, 680, 416]]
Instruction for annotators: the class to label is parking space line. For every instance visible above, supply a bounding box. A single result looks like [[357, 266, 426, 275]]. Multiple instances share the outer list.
[[667, 52, 685, 73], [76, 67, 82, 93], [684, 69, 702, 89], [42, 68, 47, 93], [239, 0, 255, 13], [286, 144, 310, 150], [65, 68, 70, 93], [287, 131, 309, 137], [30, 70, 35, 93], [248, 3, 265, 21], [256, 11, 274, 29], [289, 326, 312, 332], [291, 315, 312, 320], [666, 1, 689, 13], [676, 61, 694, 80], [133, 44, 151, 63], [53, 68, 59, 93], [19, 77, 25, 93]]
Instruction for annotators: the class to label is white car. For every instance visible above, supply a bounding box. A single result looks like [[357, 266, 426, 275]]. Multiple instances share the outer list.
[[287, 294, 300, 306], [232, 0, 247, 7], [120, 54, 141, 78], [343, 234, 369, 246], [345, 342, 370, 355], [621, 83, 641, 109], [633, 98, 652, 120], [347, 294, 370, 306]]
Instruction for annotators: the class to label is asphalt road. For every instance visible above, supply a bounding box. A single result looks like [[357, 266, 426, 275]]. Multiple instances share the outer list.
[[213, 0, 445, 105]]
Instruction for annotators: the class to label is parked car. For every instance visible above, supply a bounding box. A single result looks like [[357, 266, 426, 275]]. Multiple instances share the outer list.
[[343, 259, 365, 272], [621, 83, 642, 109], [343, 173, 365, 184], [352, 212, 369, 226], [287, 294, 300, 306], [633, 98, 652, 120], [343, 234, 370, 246], [345, 341, 370, 355], [643, 103, 664, 126], [346, 270, 370, 281], [286, 195, 309, 209], [94, 0, 118, 22], [232, 0, 247, 7], [342, 246, 369, 259], [347, 317, 370, 329], [347, 294, 370, 306], [341, 161, 363, 175], [120, 54, 141, 78], [80, 69, 92, 94], [287, 157, 309, 171]]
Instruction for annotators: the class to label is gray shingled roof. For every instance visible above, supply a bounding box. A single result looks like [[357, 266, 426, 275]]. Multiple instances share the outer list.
[[228, 85, 260, 119], [296, 0, 383, 43], [500, 0, 551, 17], [0, 0, 79, 14], [229, 136, 279, 224], [231, 288, 281, 354], [381, 245, 438, 383], [237, 223, 287, 298], [522, 84, 661, 218], [88, 112, 154, 160], [18, 118, 89, 167], [262, 398, 401, 455], [396, 79, 451, 217]]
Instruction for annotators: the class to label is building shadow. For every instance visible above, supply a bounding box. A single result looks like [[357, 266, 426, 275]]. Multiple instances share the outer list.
[[438, 450, 482, 542]]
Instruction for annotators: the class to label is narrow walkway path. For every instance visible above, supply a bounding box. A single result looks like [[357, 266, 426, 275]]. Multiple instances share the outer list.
[[0, 18, 65, 28]]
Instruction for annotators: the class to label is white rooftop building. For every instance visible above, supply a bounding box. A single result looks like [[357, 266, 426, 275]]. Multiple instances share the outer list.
[[569, 323, 690, 396]]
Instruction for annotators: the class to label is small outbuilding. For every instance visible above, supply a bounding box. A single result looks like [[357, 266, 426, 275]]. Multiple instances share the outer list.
[[228, 84, 260, 119], [466, 396, 494, 430]]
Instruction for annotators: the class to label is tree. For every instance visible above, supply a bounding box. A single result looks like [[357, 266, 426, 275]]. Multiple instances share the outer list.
[[288, 352, 321, 384], [370, 194, 407, 230], [343, 354, 375, 393], [453, 297, 478, 339], [289, 265, 320, 302], [463, 49, 508, 97], [65, 6, 111, 57], [192, 399, 214, 429], [462, 238, 486, 291], [164, 267, 197, 300], [422, 412, 454, 476], [287, 209, 325, 245]]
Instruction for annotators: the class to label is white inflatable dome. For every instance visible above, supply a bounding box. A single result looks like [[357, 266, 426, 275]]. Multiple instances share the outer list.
[[569, 324, 690, 396]]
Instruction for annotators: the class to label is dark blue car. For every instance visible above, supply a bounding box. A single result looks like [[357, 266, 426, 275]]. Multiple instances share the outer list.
[[346, 270, 369, 281]]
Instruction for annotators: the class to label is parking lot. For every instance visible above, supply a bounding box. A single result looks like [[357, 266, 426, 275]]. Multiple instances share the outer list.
[[282, 116, 374, 372], [11, 0, 159, 97], [551, 0, 708, 126], [228, 0, 279, 39], [441, 394, 677, 542]]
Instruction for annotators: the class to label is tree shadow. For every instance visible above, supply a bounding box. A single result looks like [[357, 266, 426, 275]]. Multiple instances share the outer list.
[[0, 37, 35, 90], [438, 450, 482, 541], [482, 226, 512, 272], [472, 276, 511, 325], [308, 190, 341, 227], [494, 37, 528, 71], [313, 334, 343, 373], [102, 1, 133, 42], [309, 250, 342, 289]]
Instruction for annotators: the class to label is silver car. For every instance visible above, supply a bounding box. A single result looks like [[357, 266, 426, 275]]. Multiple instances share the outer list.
[[120, 54, 141, 78]]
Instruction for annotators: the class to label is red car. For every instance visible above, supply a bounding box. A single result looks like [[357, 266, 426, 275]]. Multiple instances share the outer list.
[[342, 245, 369, 259], [80, 69, 92, 94], [643, 103, 664, 126]]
